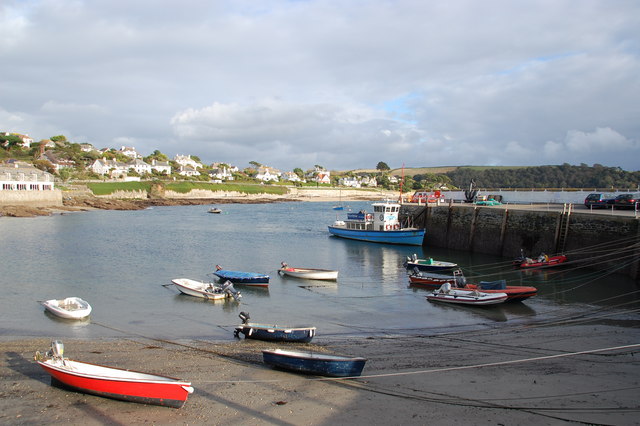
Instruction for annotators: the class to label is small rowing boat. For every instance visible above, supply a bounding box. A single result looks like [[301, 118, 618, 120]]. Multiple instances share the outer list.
[[262, 349, 367, 377], [35, 341, 194, 408], [234, 312, 316, 343], [278, 262, 338, 280], [42, 297, 92, 320], [403, 254, 458, 272]]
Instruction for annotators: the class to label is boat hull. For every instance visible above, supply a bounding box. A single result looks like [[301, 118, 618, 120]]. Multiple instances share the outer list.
[[214, 270, 270, 286], [42, 297, 92, 320], [280, 268, 339, 281], [235, 324, 316, 343], [408, 274, 459, 287], [37, 359, 193, 408], [327, 226, 425, 246], [171, 278, 237, 300], [405, 260, 458, 272], [262, 349, 366, 377], [514, 255, 567, 268], [466, 284, 537, 302], [426, 289, 508, 305]]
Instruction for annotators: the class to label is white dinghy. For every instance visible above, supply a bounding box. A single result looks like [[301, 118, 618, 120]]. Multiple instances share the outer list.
[[42, 297, 92, 320]]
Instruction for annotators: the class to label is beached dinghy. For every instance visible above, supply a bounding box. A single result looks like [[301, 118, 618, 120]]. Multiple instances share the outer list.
[[426, 283, 507, 306], [262, 348, 367, 377], [35, 341, 194, 408], [171, 278, 241, 301], [42, 297, 92, 320], [234, 312, 316, 343], [278, 262, 339, 281]]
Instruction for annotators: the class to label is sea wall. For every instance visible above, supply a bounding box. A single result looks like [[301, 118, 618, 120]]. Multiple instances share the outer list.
[[0, 190, 62, 207], [403, 204, 640, 279]]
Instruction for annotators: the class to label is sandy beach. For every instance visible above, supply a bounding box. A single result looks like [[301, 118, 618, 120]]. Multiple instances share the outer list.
[[2, 318, 639, 425]]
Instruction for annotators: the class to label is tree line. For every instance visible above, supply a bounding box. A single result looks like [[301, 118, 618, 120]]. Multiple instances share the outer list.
[[440, 164, 640, 190]]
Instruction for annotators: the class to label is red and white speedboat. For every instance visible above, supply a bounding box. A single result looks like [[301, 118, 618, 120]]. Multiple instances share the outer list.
[[426, 284, 507, 306], [35, 341, 194, 408]]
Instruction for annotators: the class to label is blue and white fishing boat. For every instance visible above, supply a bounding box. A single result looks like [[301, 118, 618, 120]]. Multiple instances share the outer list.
[[262, 349, 367, 377], [328, 200, 425, 246], [214, 265, 270, 287]]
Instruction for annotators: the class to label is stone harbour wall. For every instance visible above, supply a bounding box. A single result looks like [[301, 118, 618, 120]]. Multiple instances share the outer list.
[[0, 190, 62, 207], [403, 204, 640, 279]]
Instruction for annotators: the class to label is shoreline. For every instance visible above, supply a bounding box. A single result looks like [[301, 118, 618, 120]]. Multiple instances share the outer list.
[[0, 187, 398, 217], [3, 320, 639, 425]]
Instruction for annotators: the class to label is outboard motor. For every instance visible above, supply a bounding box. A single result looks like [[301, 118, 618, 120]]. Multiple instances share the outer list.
[[239, 312, 250, 324], [51, 340, 64, 358], [222, 280, 242, 301]]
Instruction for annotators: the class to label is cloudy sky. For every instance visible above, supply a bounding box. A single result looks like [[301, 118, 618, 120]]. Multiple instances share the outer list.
[[1, 0, 639, 172]]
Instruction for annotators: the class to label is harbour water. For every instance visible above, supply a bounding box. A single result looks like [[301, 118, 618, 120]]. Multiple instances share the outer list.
[[1, 201, 638, 342]]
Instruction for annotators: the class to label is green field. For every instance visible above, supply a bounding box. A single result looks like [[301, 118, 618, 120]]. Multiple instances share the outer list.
[[85, 181, 289, 196]]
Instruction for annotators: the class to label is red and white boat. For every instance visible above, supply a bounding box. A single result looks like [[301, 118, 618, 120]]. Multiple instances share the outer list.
[[410, 271, 536, 302], [513, 252, 567, 269], [35, 341, 194, 408], [426, 283, 508, 306], [464, 281, 537, 302]]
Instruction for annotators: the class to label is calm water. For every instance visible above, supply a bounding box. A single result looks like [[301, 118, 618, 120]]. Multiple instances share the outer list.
[[1, 201, 638, 342]]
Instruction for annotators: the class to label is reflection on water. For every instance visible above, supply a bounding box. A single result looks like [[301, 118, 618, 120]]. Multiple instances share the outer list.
[[1, 201, 638, 342]]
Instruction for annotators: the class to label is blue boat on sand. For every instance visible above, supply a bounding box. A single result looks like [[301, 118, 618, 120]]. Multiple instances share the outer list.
[[234, 312, 316, 343], [328, 200, 425, 246], [262, 349, 367, 377], [214, 265, 270, 287]]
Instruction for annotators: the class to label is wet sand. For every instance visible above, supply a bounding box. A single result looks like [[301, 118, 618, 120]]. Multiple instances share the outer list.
[[2, 319, 639, 425]]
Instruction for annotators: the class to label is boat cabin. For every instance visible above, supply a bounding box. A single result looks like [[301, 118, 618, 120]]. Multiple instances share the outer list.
[[342, 202, 402, 231]]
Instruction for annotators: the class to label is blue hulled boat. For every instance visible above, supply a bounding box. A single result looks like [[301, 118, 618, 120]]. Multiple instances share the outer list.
[[214, 265, 270, 287], [262, 349, 367, 377], [328, 200, 425, 246]]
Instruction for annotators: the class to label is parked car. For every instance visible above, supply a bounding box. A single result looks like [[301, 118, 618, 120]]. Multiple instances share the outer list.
[[584, 193, 615, 208], [612, 193, 640, 209]]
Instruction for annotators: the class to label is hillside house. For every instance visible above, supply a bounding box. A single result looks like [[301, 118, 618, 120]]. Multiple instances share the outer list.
[[127, 159, 152, 175], [256, 166, 280, 182], [281, 171, 303, 183], [2, 132, 33, 148], [174, 155, 202, 169], [119, 146, 141, 159], [150, 160, 171, 175], [39, 151, 76, 173], [178, 165, 200, 177]]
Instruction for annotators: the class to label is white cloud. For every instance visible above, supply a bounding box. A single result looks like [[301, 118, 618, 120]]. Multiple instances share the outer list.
[[564, 127, 635, 152], [0, 0, 638, 170]]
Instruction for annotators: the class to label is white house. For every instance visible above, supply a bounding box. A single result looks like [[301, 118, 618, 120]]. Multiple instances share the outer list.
[[90, 158, 128, 177], [256, 166, 280, 182], [339, 176, 361, 188], [174, 154, 202, 169], [281, 171, 303, 183], [2, 132, 33, 148], [79, 143, 96, 152], [178, 165, 200, 177], [119, 146, 141, 159], [151, 160, 171, 175], [209, 166, 234, 181], [0, 162, 55, 191], [127, 159, 152, 175]]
